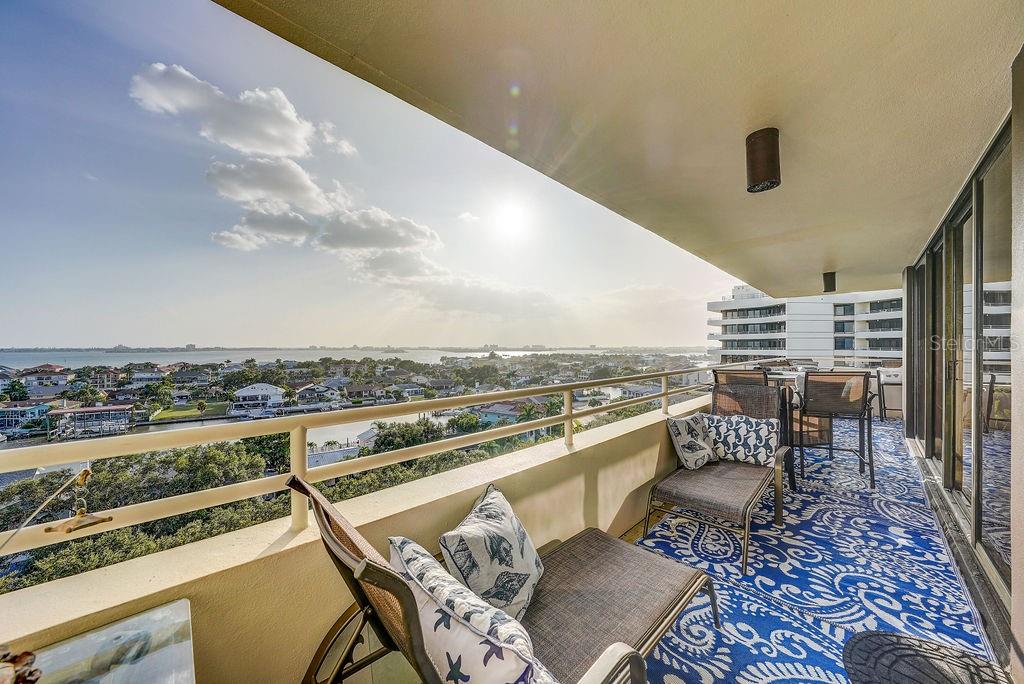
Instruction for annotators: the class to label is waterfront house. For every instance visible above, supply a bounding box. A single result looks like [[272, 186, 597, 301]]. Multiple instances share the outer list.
[[474, 402, 519, 425], [89, 368, 124, 391], [322, 375, 352, 391], [172, 389, 192, 406], [128, 369, 166, 387], [425, 379, 456, 392], [111, 388, 143, 403], [344, 384, 386, 401], [0, 371, 14, 394], [296, 383, 341, 405], [18, 365, 71, 396], [229, 383, 286, 415], [0, 401, 51, 435], [171, 369, 212, 386], [385, 383, 424, 399]]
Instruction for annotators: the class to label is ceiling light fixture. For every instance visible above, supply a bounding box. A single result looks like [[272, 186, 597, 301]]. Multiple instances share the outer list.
[[746, 127, 781, 193]]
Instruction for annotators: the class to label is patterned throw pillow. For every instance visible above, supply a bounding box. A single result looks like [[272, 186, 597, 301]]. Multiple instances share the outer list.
[[705, 414, 780, 466], [439, 484, 543, 620], [388, 537, 558, 684], [667, 413, 716, 469]]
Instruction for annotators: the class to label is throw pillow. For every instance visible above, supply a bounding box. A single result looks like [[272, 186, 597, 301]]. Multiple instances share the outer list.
[[705, 414, 780, 466], [439, 484, 543, 620], [667, 413, 716, 469], [389, 536, 557, 683]]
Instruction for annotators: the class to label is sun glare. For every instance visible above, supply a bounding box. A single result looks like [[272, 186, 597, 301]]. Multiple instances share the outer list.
[[492, 201, 529, 242]]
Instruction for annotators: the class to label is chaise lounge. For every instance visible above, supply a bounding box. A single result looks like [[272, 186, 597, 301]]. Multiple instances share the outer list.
[[287, 476, 720, 684]]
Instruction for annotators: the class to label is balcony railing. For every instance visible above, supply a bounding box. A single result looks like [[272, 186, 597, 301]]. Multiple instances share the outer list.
[[0, 358, 780, 556]]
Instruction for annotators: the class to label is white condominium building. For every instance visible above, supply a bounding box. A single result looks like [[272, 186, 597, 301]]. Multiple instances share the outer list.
[[707, 285, 903, 365]]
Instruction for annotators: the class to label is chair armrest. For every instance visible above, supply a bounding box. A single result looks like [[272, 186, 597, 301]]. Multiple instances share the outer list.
[[774, 445, 792, 474], [576, 643, 647, 684]]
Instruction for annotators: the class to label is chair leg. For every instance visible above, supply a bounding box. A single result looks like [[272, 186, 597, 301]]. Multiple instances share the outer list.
[[643, 491, 654, 536], [867, 412, 876, 489], [705, 578, 722, 629], [774, 467, 784, 527], [858, 418, 865, 474], [798, 411, 806, 474], [786, 449, 797, 491], [827, 415, 834, 460], [740, 516, 752, 575]]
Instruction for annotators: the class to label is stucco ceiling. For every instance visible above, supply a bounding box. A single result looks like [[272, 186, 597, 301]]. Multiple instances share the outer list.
[[216, 0, 1023, 296]]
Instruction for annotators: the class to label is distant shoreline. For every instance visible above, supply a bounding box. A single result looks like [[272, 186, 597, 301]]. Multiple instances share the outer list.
[[0, 345, 707, 353]]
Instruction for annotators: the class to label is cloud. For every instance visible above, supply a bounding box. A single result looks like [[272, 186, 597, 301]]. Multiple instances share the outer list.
[[316, 207, 441, 253], [211, 229, 266, 252], [318, 122, 358, 156], [211, 209, 317, 251], [132, 64, 558, 322], [206, 157, 338, 215], [130, 63, 315, 157], [356, 250, 450, 282]]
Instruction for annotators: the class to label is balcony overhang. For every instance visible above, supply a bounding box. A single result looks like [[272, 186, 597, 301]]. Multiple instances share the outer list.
[[214, 1, 1022, 296]]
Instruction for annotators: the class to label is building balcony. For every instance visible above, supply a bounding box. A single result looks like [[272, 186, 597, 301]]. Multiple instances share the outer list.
[[2, 357, 991, 684], [855, 329, 903, 338]]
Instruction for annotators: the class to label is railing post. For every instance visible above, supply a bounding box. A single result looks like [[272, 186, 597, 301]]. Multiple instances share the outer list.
[[563, 390, 574, 447], [290, 425, 308, 531], [662, 376, 670, 414]]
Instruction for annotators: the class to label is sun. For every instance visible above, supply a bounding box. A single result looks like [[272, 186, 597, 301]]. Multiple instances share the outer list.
[[492, 201, 529, 243]]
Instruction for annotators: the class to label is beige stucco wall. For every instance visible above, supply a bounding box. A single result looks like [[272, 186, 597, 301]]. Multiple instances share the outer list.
[[0, 397, 702, 683], [1010, 41, 1024, 683]]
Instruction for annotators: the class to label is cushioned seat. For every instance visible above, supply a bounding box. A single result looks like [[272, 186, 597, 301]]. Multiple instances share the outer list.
[[522, 527, 710, 683], [652, 460, 772, 525]]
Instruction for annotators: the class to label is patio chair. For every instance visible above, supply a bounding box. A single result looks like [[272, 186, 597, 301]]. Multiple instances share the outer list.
[[643, 384, 793, 574], [712, 368, 768, 385], [798, 371, 876, 488], [874, 367, 902, 421], [287, 476, 719, 684]]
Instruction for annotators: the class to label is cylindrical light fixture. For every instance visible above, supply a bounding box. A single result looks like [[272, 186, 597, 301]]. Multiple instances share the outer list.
[[823, 271, 836, 293], [745, 127, 780, 193]]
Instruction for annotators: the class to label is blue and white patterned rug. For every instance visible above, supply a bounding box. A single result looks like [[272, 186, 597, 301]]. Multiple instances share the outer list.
[[641, 418, 993, 684]]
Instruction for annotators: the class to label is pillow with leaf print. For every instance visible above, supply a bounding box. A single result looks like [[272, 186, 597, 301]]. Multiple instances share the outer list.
[[389, 536, 557, 684], [704, 414, 780, 467], [439, 484, 543, 620], [667, 413, 716, 469]]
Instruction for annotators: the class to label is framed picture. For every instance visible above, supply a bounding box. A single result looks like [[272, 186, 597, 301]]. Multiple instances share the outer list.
[[34, 599, 194, 683]]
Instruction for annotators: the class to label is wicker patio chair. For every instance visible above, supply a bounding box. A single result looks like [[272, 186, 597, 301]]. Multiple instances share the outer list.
[[287, 476, 719, 684], [643, 384, 793, 575], [798, 371, 876, 488], [712, 368, 768, 385]]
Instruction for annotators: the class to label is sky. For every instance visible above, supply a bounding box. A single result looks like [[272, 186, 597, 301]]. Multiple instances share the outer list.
[[0, 0, 740, 349]]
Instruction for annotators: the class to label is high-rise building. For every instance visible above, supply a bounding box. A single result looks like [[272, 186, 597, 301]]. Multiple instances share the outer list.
[[707, 285, 903, 364]]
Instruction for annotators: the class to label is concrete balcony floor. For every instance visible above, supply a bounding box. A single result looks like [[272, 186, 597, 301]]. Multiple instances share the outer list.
[[630, 418, 994, 683]]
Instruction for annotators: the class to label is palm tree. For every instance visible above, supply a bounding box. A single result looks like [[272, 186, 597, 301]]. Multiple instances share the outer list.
[[516, 404, 540, 423], [543, 396, 563, 417]]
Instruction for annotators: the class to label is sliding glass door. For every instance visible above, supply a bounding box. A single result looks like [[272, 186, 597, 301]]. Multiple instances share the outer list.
[[904, 122, 1011, 593], [978, 142, 1012, 584]]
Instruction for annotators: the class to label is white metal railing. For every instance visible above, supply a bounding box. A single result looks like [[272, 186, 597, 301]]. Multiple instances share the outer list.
[[0, 358, 782, 555]]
